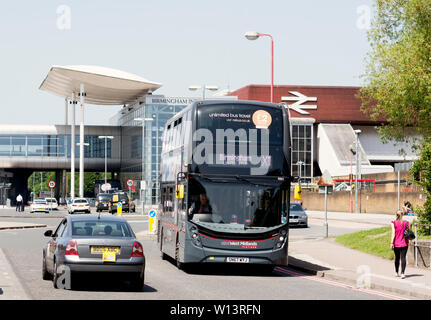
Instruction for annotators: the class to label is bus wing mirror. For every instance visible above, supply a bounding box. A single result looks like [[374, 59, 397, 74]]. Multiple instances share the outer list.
[[176, 185, 185, 199], [177, 172, 187, 184]]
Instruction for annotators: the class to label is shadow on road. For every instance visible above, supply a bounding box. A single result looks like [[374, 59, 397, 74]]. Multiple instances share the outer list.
[[404, 274, 424, 279], [162, 256, 281, 277], [67, 274, 158, 293]]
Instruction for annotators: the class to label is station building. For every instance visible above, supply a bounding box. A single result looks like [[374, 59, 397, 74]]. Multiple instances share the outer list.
[[227, 84, 418, 182]]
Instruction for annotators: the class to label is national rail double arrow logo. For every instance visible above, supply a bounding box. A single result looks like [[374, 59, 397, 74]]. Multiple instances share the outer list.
[[281, 91, 318, 115]]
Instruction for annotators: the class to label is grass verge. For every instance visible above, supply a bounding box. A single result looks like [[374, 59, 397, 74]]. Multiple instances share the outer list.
[[335, 226, 394, 260]]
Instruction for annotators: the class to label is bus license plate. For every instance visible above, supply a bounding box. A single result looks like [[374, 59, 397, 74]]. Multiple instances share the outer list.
[[226, 257, 249, 263]]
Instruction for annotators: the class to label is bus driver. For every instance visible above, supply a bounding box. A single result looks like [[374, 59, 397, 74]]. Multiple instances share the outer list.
[[188, 193, 212, 216]]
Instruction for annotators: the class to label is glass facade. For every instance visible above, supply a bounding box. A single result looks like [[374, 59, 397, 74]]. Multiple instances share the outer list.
[[117, 96, 198, 206], [0, 135, 111, 158], [291, 124, 313, 182]]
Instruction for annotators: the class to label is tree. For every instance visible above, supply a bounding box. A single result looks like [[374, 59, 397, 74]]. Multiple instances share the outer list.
[[410, 143, 431, 233], [359, 0, 431, 229], [360, 0, 431, 143]]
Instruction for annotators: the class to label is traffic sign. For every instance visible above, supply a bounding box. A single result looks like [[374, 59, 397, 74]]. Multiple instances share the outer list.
[[149, 210, 157, 218], [148, 210, 157, 233], [48, 181, 56, 189], [101, 183, 111, 192], [117, 202, 122, 207], [127, 179, 134, 187], [117, 202, 122, 215]]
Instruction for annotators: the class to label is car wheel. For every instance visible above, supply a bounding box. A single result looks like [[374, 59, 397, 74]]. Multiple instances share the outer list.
[[42, 252, 52, 280], [130, 273, 144, 291]]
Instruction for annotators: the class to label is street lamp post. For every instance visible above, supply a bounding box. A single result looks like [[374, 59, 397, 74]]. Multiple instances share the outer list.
[[296, 160, 304, 187], [98, 136, 114, 188], [354, 130, 361, 214], [134, 117, 154, 211], [245, 31, 274, 103], [188, 85, 219, 100]]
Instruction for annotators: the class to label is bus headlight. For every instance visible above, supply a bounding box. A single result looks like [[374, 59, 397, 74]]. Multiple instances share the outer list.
[[274, 229, 287, 250], [189, 226, 202, 247]]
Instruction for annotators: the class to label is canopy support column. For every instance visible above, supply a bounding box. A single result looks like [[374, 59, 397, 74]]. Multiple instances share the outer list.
[[79, 83, 86, 198], [64, 98, 68, 125]]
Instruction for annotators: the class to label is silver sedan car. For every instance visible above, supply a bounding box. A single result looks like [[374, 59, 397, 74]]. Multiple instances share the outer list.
[[289, 202, 308, 228], [42, 215, 145, 290]]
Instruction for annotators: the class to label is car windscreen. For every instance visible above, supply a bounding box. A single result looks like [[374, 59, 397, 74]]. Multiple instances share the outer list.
[[34, 200, 46, 204], [71, 220, 133, 237], [290, 203, 303, 211], [98, 194, 112, 201], [46, 199, 57, 203], [74, 199, 88, 204]]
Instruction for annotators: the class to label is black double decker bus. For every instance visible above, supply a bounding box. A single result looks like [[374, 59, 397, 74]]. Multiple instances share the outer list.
[[158, 100, 291, 270]]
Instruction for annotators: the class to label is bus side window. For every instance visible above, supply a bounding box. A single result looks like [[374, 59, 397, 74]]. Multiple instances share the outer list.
[[177, 118, 183, 147], [168, 186, 174, 212]]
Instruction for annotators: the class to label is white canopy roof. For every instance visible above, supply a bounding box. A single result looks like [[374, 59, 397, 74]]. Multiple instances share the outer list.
[[39, 65, 162, 105]]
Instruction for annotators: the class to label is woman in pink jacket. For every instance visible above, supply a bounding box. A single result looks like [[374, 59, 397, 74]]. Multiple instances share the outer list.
[[390, 210, 410, 279]]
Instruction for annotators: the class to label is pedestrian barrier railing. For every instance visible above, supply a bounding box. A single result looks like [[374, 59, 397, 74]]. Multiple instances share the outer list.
[[412, 223, 431, 268]]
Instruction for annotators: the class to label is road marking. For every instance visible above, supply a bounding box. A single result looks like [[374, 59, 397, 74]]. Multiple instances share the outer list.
[[274, 267, 410, 300]]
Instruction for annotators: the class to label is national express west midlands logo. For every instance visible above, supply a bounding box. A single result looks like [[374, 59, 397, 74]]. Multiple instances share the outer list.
[[281, 91, 317, 115]]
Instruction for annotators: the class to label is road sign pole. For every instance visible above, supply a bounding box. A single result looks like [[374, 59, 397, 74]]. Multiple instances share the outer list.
[[324, 186, 328, 238]]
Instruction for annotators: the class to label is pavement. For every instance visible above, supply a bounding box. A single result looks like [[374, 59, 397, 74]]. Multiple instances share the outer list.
[[288, 210, 431, 300]]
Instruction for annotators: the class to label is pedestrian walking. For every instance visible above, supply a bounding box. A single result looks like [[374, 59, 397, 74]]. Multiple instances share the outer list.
[[16, 194, 23, 212], [401, 200, 413, 215], [390, 210, 410, 279]]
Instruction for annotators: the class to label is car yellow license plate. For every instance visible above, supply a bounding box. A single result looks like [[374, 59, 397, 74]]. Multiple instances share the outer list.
[[91, 246, 119, 254]]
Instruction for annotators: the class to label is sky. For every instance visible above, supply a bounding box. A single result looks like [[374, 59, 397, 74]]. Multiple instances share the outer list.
[[0, 0, 374, 125]]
